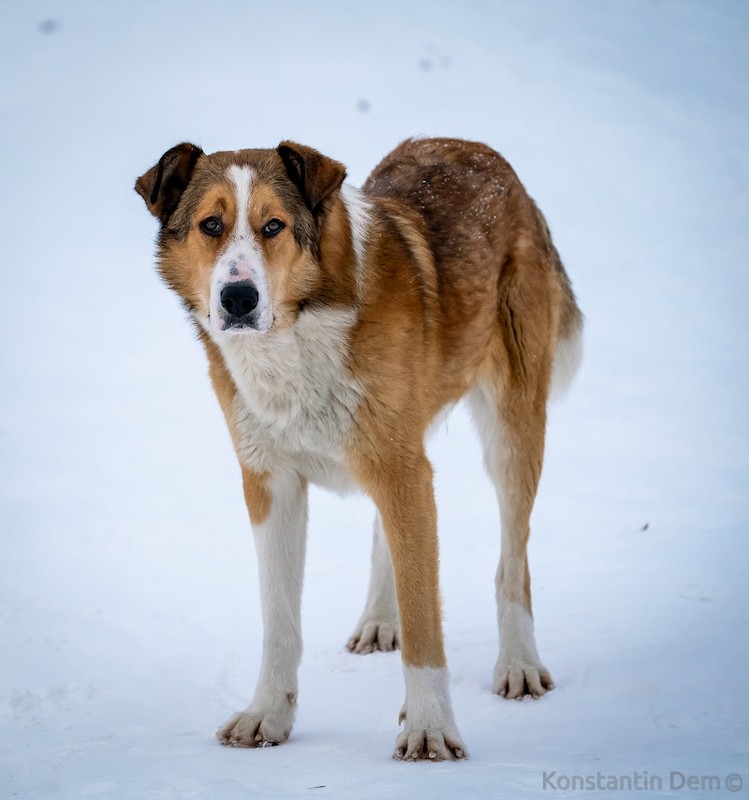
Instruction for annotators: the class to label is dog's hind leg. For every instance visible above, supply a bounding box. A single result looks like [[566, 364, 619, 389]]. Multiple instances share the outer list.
[[347, 512, 401, 653], [469, 376, 554, 699]]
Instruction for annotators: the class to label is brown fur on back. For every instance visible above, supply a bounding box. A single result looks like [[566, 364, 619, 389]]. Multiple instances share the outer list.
[[360, 137, 579, 412]]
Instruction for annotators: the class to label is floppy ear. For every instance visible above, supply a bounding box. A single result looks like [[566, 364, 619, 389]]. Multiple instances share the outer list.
[[134, 142, 203, 223], [277, 141, 346, 213]]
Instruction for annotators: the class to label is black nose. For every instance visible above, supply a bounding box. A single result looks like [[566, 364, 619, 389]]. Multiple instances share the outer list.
[[220, 281, 259, 318]]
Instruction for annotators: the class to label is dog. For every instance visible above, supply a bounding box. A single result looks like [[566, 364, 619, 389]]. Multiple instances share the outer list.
[[135, 137, 582, 761]]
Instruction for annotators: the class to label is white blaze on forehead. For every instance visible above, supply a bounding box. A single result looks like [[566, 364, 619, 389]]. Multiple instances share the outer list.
[[205, 164, 273, 334], [228, 164, 254, 239]]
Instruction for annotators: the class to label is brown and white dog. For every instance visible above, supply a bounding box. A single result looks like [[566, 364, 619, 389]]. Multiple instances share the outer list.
[[135, 137, 582, 761]]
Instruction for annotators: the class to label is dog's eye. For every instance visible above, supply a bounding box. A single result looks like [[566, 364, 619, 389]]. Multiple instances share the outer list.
[[261, 219, 285, 238], [199, 216, 223, 237]]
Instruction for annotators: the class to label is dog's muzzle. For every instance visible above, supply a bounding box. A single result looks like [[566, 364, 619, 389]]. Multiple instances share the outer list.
[[220, 280, 260, 330]]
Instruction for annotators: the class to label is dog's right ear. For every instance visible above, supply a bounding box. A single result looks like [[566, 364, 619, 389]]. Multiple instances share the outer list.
[[135, 142, 203, 223]]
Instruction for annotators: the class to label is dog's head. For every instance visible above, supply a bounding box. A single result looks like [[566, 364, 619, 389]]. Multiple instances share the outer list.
[[135, 142, 346, 335]]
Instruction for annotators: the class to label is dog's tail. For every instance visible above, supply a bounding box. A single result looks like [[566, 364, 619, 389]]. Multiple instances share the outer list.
[[534, 202, 584, 400]]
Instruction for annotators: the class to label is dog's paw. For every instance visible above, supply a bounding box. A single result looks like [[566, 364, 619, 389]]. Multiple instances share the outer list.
[[394, 721, 467, 762], [346, 619, 400, 654], [395, 665, 467, 761], [493, 658, 554, 699], [216, 706, 294, 748]]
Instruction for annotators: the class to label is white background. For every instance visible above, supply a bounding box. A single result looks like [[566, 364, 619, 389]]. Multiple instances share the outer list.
[[1, 1, 747, 797]]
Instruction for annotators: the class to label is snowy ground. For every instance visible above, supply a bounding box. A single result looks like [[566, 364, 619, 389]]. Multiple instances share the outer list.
[[1, 1, 748, 798]]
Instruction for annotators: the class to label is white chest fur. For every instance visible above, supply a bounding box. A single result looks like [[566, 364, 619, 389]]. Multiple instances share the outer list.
[[217, 307, 363, 491]]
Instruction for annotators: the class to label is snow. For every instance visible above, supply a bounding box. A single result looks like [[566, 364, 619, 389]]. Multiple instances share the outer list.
[[1, 1, 748, 797]]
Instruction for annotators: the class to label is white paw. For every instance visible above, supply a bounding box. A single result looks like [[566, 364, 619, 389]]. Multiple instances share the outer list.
[[393, 726, 468, 761], [394, 718, 467, 761], [394, 665, 468, 761], [346, 619, 400, 654], [217, 701, 296, 748], [493, 657, 554, 699]]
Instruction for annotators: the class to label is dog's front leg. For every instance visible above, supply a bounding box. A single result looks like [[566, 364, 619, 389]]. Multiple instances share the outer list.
[[354, 450, 467, 760], [217, 466, 307, 748]]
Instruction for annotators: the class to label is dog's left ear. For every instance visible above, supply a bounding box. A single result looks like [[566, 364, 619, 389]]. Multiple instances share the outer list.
[[135, 142, 203, 223], [277, 141, 346, 213]]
